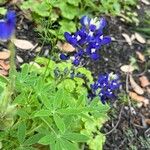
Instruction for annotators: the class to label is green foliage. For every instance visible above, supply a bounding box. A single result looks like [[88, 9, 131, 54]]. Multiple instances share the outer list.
[[0, 7, 7, 15], [19, 0, 139, 43], [20, 0, 82, 42], [0, 57, 109, 150]]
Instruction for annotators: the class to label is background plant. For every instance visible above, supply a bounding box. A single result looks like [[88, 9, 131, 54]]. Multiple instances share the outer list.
[[18, 0, 139, 44]]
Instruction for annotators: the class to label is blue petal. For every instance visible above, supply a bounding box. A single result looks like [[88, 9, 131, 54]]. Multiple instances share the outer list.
[[90, 53, 99, 60], [64, 32, 77, 47], [80, 16, 91, 27], [73, 58, 80, 66], [99, 18, 106, 30], [6, 11, 16, 25], [60, 53, 69, 60], [75, 29, 87, 45], [0, 10, 16, 41], [89, 24, 96, 32], [101, 36, 111, 45]]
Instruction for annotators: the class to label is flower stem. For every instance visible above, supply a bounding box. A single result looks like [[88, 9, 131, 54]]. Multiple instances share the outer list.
[[0, 38, 16, 112]]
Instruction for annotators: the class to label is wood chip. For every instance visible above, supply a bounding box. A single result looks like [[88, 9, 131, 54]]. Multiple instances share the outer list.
[[129, 75, 144, 95], [129, 91, 149, 107], [29, 62, 41, 68], [13, 39, 34, 50], [0, 51, 10, 60], [139, 76, 150, 87], [62, 43, 75, 52], [141, 0, 150, 5], [0, 69, 8, 76], [136, 51, 145, 62], [146, 87, 150, 94], [120, 65, 134, 73], [16, 55, 23, 63], [122, 33, 132, 45], [0, 60, 10, 70], [145, 119, 150, 126], [57, 41, 75, 52], [135, 32, 146, 44], [131, 34, 136, 41]]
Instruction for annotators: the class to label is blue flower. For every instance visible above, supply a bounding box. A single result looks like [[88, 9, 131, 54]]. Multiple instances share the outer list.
[[63, 16, 111, 66], [64, 32, 77, 47], [90, 73, 120, 104], [80, 16, 91, 27], [0, 10, 16, 41], [60, 53, 69, 60]]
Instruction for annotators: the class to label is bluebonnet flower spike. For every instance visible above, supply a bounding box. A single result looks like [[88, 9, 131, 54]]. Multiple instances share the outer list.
[[61, 16, 111, 66], [0, 10, 16, 41], [90, 73, 120, 104]]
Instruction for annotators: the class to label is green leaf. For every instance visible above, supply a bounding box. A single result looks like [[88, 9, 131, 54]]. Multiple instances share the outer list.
[[0, 7, 7, 15], [40, 95, 53, 110], [0, 74, 9, 84], [23, 133, 43, 146], [57, 108, 83, 115], [55, 140, 62, 150], [56, 3, 78, 20], [33, 2, 51, 17], [38, 134, 56, 145], [53, 114, 65, 133], [17, 122, 26, 144], [34, 110, 51, 117], [57, 107, 96, 115], [88, 134, 106, 150], [67, 0, 81, 6], [60, 139, 79, 150], [53, 89, 64, 108], [76, 67, 93, 83], [59, 20, 76, 34], [13, 93, 26, 105], [58, 79, 75, 92], [63, 132, 89, 142]]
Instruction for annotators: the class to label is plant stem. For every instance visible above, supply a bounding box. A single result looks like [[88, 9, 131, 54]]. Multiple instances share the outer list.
[[1, 38, 16, 111]]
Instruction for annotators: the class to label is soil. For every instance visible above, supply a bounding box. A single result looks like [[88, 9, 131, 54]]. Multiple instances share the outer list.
[[1, 2, 150, 150]]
